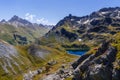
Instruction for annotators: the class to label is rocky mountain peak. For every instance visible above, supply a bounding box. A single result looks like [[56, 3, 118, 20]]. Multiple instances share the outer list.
[[89, 7, 120, 19], [99, 7, 120, 12], [6, 15, 53, 29], [8, 15, 43, 29], [1, 19, 6, 22], [0, 19, 7, 24], [46, 7, 120, 43], [10, 15, 19, 20], [8, 15, 32, 26], [55, 7, 120, 28]]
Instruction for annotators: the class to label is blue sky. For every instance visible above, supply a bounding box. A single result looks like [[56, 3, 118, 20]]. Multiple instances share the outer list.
[[0, 0, 120, 25]]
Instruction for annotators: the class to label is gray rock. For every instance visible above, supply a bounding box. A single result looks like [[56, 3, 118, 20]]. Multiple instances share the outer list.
[[72, 41, 118, 80], [112, 68, 120, 80]]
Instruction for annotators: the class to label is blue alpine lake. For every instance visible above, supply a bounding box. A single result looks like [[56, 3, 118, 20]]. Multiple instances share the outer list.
[[67, 50, 87, 56]]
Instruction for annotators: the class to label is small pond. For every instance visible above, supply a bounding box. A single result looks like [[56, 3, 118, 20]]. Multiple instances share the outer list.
[[67, 50, 87, 56]]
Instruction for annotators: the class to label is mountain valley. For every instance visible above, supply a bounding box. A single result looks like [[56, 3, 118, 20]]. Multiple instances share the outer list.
[[0, 7, 120, 80]]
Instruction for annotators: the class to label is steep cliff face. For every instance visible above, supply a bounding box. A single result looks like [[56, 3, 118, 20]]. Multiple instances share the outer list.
[[72, 41, 120, 80]]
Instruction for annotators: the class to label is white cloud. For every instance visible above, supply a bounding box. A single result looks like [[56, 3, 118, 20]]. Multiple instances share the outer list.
[[25, 13, 36, 21], [36, 18, 48, 24], [25, 13, 55, 25], [36, 18, 55, 25]]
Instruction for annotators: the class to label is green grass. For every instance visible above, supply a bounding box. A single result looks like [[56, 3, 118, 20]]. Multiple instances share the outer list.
[[65, 77, 72, 80], [0, 24, 49, 45], [111, 32, 120, 59], [12, 43, 77, 80]]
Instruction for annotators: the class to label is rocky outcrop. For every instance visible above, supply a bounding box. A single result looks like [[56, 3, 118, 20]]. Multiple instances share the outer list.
[[23, 68, 43, 80], [72, 54, 91, 69], [42, 64, 73, 80], [112, 68, 120, 80], [72, 41, 119, 80], [60, 28, 78, 41]]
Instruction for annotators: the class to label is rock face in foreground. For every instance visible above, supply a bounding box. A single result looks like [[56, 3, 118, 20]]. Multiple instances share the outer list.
[[72, 41, 120, 80]]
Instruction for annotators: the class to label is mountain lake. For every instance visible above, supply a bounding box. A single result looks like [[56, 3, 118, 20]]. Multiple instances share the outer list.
[[67, 50, 87, 56]]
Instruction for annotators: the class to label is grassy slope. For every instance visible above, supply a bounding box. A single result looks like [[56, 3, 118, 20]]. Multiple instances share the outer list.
[[0, 43, 77, 80], [111, 32, 120, 59], [0, 24, 49, 45], [16, 44, 77, 80], [0, 23, 78, 80]]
